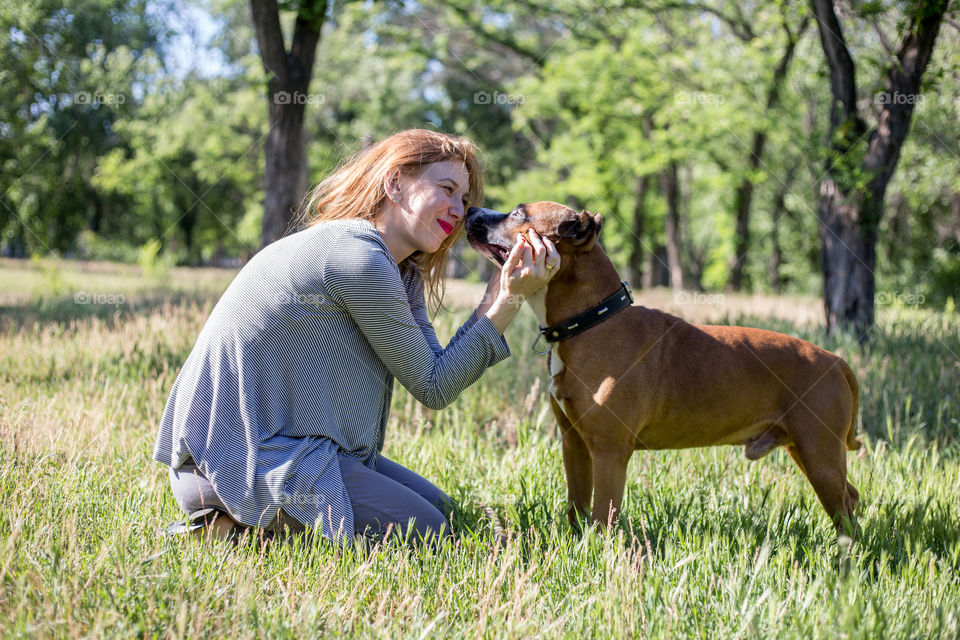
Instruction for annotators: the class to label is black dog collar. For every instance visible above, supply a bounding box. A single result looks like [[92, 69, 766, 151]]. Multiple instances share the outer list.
[[531, 281, 634, 355]]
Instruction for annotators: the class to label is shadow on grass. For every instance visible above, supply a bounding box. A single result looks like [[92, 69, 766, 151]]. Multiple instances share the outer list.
[[467, 483, 959, 579], [856, 497, 960, 574]]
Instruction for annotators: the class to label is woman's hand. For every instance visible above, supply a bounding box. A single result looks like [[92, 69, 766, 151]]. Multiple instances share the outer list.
[[499, 229, 560, 302], [483, 229, 560, 334]]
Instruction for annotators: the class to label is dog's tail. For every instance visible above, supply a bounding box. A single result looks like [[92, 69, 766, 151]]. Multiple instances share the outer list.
[[840, 360, 862, 451]]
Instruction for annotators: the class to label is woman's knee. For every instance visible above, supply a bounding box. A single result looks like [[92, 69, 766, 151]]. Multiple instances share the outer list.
[[409, 507, 450, 541], [341, 455, 451, 543], [373, 455, 453, 514]]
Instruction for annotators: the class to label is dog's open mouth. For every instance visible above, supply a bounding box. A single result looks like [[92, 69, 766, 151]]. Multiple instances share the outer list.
[[477, 242, 509, 266]]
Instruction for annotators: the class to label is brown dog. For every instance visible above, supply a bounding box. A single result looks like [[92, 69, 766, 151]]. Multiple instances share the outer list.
[[466, 202, 862, 533]]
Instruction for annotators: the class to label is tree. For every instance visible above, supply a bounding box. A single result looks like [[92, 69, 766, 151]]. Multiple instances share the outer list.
[[0, 0, 161, 256], [249, 0, 325, 246], [94, 73, 265, 263], [810, 0, 951, 336], [726, 11, 809, 291]]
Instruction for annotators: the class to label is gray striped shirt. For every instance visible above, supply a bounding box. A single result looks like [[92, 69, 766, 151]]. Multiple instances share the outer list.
[[153, 219, 510, 541]]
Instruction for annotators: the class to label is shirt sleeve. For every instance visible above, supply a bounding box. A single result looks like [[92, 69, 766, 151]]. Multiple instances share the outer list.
[[403, 265, 509, 358], [320, 231, 510, 410]]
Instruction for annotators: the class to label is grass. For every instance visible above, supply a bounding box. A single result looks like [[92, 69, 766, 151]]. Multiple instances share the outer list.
[[1, 257, 959, 638]]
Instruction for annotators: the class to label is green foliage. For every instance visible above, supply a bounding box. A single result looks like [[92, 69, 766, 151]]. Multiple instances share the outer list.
[[77, 230, 142, 263], [28, 254, 67, 299], [1, 0, 958, 305], [138, 238, 176, 281], [0, 0, 163, 254]]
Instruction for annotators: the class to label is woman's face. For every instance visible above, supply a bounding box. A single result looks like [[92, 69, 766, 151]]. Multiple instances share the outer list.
[[392, 160, 470, 256]]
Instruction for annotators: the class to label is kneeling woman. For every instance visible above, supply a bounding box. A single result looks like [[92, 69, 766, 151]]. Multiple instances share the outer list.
[[153, 129, 559, 544]]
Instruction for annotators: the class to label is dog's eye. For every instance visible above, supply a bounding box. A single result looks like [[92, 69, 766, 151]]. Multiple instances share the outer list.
[[510, 210, 524, 218]]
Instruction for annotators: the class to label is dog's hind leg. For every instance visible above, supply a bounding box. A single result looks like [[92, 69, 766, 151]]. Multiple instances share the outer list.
[[845, 481, 860, 512], [552, 397, 593, 530], [786, 444, 807, 477], [792, 433, 858, 534]]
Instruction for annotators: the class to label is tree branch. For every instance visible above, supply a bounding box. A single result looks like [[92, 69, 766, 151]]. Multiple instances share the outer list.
[[249, 0, 288, 80], [290, 8, 324, 84], [865, 0, 950, 199], [809, 0, 859, 126], [433, 0, 545, 66], [635, 0, 756, 41], [869, 16, 897, 59]]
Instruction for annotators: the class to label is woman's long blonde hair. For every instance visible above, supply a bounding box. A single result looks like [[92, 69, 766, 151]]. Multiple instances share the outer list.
[[298, 129, 484, 312]]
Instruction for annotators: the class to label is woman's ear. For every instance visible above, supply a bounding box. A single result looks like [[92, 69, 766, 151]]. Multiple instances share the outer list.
[[383, 167, 403, 202]]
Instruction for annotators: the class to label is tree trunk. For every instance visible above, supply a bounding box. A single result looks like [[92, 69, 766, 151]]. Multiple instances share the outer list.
[[769, 219, 782, 293], [627, 173, 649, 289], [627, 114, 653, 289], [810, 0, 947, 337], [250, 0, 325, 247], [679, 163, 704, 290], [645, 245, 669, 289], [768, 168, 796, 292], [660, 161, 683, 290], [728, 17, 805, 291]]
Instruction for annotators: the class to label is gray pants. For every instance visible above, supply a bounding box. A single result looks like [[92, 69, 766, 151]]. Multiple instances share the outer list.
[[169, 454, 452, 541]]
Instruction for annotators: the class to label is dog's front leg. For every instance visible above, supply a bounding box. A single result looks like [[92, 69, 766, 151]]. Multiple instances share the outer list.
[[589, 449, 632, 528], [552, 397, 592, 531]]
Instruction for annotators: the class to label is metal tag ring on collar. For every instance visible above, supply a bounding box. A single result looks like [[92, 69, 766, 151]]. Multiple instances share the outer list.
[[530, 330, 553, 356]]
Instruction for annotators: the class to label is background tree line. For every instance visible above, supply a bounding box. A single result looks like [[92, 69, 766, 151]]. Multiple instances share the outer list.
[[2, 0, 958, 330]]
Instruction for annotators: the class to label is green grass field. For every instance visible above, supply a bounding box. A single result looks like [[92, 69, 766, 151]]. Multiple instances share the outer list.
[[1, 257, 958, 638]]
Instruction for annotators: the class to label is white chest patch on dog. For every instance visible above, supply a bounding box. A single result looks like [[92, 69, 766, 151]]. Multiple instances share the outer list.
[[530, 289, 565, 400], [548, 350, 566, 399]]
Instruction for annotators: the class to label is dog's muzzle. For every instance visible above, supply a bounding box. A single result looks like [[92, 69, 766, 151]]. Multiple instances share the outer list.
[[466, 207, 512, 266]]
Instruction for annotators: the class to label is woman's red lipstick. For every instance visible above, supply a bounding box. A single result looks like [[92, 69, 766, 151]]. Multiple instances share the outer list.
[[438, 220, 453, 235]]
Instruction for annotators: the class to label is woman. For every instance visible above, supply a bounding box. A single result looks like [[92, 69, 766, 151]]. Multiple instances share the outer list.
[[154, 129, 559, 545]]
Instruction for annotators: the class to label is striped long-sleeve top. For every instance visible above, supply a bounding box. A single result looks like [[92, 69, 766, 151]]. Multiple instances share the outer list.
[[152, 218, 510, 542]]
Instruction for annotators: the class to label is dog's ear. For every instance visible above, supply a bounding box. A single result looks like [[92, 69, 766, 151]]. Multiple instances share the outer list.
[[557, 210, 602, 251]]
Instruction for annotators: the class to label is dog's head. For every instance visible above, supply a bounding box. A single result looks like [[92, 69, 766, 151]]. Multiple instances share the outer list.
[[465, 201, 603, 269]]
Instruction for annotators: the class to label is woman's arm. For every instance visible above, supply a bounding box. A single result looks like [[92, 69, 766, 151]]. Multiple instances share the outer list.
[[321, 231, 510, 410]]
